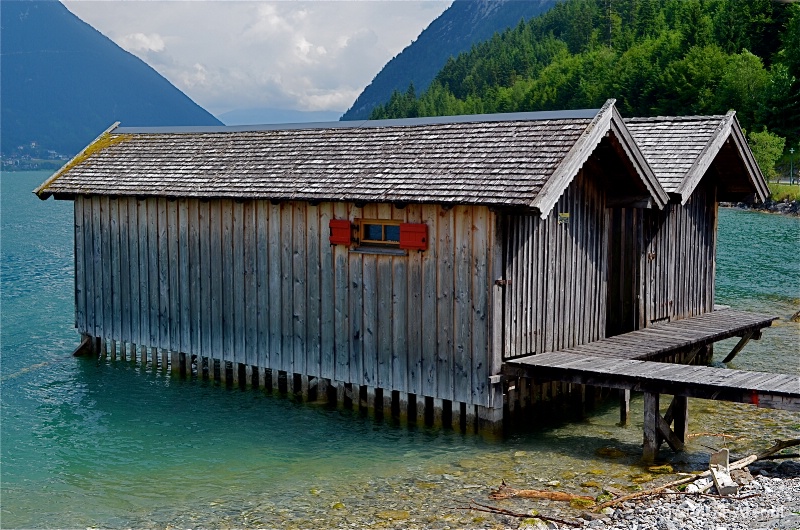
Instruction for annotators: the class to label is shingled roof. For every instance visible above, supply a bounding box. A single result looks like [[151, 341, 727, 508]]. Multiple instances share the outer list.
[[625, 112, 768, 203], [34, 99, 667, 217]]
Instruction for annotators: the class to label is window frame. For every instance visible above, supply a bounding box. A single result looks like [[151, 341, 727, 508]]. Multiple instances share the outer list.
[[357, 218, 402, 248]]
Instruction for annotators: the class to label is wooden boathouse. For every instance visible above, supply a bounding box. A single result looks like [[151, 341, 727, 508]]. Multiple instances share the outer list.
[[35, 99, 798, 447]]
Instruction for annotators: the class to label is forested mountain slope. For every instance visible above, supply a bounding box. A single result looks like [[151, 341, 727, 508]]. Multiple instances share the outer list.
[[1, 0, 221, 160], [341, 0, 557, 121], [371, 0, 798, 143]]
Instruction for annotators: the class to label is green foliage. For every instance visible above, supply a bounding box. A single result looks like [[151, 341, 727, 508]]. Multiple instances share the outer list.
[[370, 0, 798, 140], [748, 129, 786, 181], [768, 183, 800, 202]]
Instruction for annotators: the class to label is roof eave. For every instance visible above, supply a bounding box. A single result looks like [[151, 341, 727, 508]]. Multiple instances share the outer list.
[[728, 118, 770, 203], [529, 99, 616, 218], [608, 106, 669, 209], [33, 122, 121, 200], [674, 111, 735, 204], [530, 99, 668, 218]]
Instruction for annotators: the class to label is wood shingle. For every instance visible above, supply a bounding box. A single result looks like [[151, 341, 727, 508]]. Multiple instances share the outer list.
[[35, 100, 668, 215]]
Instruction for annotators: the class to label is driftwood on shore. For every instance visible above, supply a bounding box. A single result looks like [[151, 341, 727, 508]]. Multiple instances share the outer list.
[[489, 481, 594, 502], [593, 438, 799, 511], [466, 438, 800, 521]]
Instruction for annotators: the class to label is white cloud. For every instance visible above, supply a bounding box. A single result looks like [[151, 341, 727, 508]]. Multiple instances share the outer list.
[[62, 1, 452, 116], [118, 32, 165, 53]]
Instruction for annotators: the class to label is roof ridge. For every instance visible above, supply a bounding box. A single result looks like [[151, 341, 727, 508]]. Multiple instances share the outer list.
[[625, 115, 727, 123], [114, 109, 600, 135]]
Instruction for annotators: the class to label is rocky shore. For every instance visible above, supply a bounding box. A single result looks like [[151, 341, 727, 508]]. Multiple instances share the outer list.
[[722, 200, 800, 216], [536, 460, 800, 530]]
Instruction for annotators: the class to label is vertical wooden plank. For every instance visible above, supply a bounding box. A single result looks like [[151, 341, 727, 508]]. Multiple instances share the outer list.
[[391, 204, 408, 395], [544, 209, 556, 352], [187, 200, 199, 356], [179, 200, 190, 354], [421, 204, 438, 399], [405, 204, 423, 396], [361, 204, 378, 387], [256, 201, 270, 369], [709, 188, 718, 312], [319, 202, 335, 380], [157, 197, 170, 350], [471, 206, 489, 406], [118, 198, 131, 344], [209, 200, 223, 361], [167, 199, 180, 352], [534, 213, 544, 354], [524, 214, 534, 355], [376, 251, 392, 389], [453, 205, 472, 404], [508, 216, 520, 358], [198, 200, 212, 359], [437, 205, 454, 402], [128, 199, 140, 346], [232, 200, 245, 364], [375, 204, 393, 390], [100, 196, 112, 340], [643, 392, 660, 463], [74, 197, 86, 334], [599, 196, 608, 338], [292, 202, 307, 376], [147, 198, 160, 348], [486, 210, 505, 416], [221, 199, 235, 363], [91, 197, 103, 338], [333, 202, 350, 382], [268, 202, 282, 371], [280, 202, 294, 373], [136, 199, 149, 347], [348, 237, 364, 385], [243, 200, 258, 367], [306, 202, 321, 378], [109, 198, 121, 342]]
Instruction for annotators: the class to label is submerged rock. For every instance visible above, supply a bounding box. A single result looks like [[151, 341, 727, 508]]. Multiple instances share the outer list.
[[595, 446, 626, 459]]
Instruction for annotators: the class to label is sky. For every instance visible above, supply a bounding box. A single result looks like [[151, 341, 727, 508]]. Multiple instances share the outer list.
[[62, 1, 451, 120]]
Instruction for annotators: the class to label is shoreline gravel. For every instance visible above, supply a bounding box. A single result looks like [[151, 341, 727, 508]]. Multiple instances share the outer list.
[[536, 460, 800, 530]]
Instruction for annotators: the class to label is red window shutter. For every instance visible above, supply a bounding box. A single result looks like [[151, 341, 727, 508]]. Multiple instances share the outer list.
[[399, 223, 428, 251], [329, 219, 352, 245]]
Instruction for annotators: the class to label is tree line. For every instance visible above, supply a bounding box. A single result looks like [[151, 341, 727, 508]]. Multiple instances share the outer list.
[[371, 0, 798, 180]]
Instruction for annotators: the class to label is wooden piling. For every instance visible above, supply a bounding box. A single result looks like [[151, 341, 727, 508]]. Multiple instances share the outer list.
[[620, 389, 631, 425], [643, 392, 659, 463]]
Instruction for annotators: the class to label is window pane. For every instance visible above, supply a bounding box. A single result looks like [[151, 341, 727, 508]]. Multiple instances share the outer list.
[[364, 224, 383, 241], [384, 224, 400, 242]]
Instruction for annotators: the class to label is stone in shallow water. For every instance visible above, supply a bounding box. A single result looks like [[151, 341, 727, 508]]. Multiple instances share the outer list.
[[595, 447, 626, 459], [376, 509, 410, 520], [518, 517, 549, 529]]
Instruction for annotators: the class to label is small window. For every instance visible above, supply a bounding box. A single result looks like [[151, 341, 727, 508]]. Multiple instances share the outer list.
[[358, 219, 401, 247]]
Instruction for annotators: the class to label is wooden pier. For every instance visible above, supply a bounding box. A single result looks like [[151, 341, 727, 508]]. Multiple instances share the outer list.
[[505, 309, 798, 461]]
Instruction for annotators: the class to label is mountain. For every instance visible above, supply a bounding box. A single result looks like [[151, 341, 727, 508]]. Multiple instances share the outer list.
[[340, 0, 557, 121], [370, 0, 799, 142], [1, 0, 221, 161], [218, 108, 342, 126]]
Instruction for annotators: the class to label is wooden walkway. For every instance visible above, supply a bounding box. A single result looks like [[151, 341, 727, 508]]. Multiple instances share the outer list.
[[503, 309, 798, 460], [521, 308, 778, 362], [507, 352, 799, 411]]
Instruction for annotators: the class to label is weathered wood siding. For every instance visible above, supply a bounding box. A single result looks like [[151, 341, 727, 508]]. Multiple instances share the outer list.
[[501, 170, 608, 359], [73, 196, 493, 406], [607, 182, 717, 335]]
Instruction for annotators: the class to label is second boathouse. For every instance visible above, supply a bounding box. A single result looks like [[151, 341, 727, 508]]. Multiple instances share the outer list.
[[34, 99, 780, 434]]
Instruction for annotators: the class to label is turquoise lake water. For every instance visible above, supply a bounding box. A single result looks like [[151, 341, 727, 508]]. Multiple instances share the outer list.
[[1, 171, 798, 528]]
